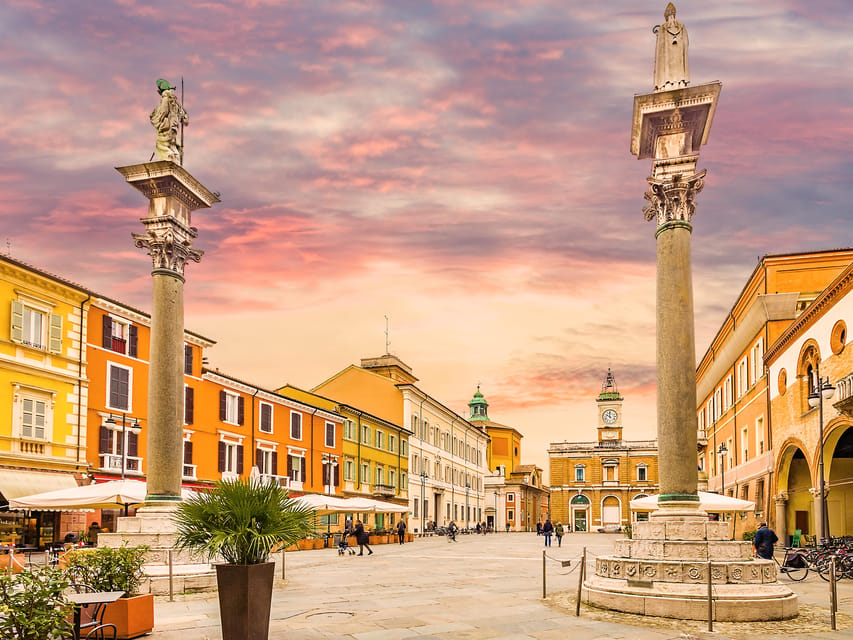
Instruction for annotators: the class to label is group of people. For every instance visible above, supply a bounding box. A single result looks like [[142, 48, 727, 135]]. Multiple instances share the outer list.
[[537, 519, 565, 547]]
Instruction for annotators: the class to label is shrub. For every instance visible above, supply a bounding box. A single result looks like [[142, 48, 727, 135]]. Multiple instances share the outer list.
[[63, 545, 149, 597], [742, 529, 756, 542], [0, 566, 72, 640]]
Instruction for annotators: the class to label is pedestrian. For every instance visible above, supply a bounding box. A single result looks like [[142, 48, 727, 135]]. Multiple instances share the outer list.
[[354, 520, 373, 556], [542, 518, 554, 547], [447, 520, 458, 542], [555, 522, 564, 547], [536, 521, 542, 536], [505, 523, 510, 533], [753, 522, 778, 560], [482, 521, 487, 535], [87, 521, 102, 545], [397, 519, 406, 545], [475, 522, 481, 534]]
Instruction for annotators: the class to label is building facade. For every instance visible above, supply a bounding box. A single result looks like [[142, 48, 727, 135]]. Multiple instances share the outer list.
[[548, 370, 658, 532], [313, 354, 489, 533], [695, 249, 853, 539]]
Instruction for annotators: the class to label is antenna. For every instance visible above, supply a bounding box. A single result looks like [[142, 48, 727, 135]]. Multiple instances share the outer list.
[[384, 315, 390, 354], [180, 76, 185, 166]]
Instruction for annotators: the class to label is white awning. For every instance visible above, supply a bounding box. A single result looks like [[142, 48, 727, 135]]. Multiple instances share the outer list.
[[0, 469, 79, 501]]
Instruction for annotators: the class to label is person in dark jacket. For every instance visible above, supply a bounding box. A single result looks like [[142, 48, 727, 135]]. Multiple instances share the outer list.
[[542, 518, 554, 547], [354, 520, 373, 556], [397, 519, 406, 545], [753, 522, 778, 560]]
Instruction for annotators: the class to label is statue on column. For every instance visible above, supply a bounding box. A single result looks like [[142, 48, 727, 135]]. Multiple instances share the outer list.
[[653, 3, 689, 92], [150, 78, 188, 163]]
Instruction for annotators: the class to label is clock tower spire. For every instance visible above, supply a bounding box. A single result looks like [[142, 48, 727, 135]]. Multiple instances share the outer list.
[[596, 368, 624, 443]]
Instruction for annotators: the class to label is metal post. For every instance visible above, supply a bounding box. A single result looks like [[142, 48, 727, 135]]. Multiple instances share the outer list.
[[707, 560, 713, 631], [830, 555, 837, 630], [575, 547, 586, 616], [542, 549, 547, 598], [168, 549, 174, 602], [281, 548, 286, 580]]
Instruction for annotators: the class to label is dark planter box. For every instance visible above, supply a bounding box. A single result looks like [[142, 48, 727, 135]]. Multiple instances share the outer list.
[[216, 562, 275, 640]]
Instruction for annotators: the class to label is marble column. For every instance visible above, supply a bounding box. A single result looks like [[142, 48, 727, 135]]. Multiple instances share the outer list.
[[774, 492, 788, 544], [116, 161, 219, 504]]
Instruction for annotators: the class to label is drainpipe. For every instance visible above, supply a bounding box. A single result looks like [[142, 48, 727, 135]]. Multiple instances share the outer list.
[[310, 408, 318, 489], [76, 294, 91, 466], [250, 389, 259, 469]]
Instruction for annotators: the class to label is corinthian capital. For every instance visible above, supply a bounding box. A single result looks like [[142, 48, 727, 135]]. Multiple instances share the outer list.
[[643, 169, 706, 227], [133, 219, 203, 277]]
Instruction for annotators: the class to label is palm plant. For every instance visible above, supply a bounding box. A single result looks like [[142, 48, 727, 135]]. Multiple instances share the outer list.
[[174, 478, 316, 565]]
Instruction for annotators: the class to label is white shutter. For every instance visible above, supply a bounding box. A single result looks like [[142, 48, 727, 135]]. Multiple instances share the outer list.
[[10, 301, 23, 344], [49, 313, 62, 353]]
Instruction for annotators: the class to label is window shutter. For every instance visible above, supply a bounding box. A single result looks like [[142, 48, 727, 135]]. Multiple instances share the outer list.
[[219, 390, 226, 421], [184, 440, 193, 465], [10, 301, 23, 344], [271, 451, 278, 476], [127, 431, 139, 457], [301, 459, 306, 483], [218, 441, 226, 472], [256, 448, 263, 472], [48, 313, 62, 354], [334, 464, 340, 486], [322, 464, 329, 486], [287, 455, 293, 478], [184, 387, 194, 424], [236, 445, 244, 475], [99, 426, 110, 453], [102, 315, 112, 349], [237, 396, 245, 425], [184, 345, 193, 375], [129, 325, 138, 358]]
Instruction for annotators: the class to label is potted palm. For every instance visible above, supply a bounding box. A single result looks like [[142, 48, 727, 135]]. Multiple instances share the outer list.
[[63, 545, 152, 640], [174, 478, 315, 640]]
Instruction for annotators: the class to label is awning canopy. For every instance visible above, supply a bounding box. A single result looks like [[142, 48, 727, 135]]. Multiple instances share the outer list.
[[9, 479, 195, 511], [630, 491, 754, 512], [0, 469, 78, 501], [293, 494, 409, 514]]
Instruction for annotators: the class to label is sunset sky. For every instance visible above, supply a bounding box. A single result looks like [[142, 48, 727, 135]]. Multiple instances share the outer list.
[[2, 1, 851, 471]]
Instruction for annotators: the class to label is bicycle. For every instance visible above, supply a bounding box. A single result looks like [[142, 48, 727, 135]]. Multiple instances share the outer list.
[[773, 548, 809, 581]]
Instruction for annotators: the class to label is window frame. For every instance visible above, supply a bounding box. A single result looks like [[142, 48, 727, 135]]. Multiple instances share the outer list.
[[259, 402, 274, 434], [290, 411, 303, 440], [324, 421, 335, 448], [106, 362, 133, 412]]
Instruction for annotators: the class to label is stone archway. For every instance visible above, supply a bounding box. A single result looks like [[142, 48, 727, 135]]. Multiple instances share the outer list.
[[570, 494, 590, 532], [600, 495, 621, 528], [824, 424, 853, 538], [775, 440, 813, 546]]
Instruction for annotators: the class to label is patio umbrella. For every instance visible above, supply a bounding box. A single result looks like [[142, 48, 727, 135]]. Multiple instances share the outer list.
[[629, 491, 754, 512], [8, 479, 195, 513]]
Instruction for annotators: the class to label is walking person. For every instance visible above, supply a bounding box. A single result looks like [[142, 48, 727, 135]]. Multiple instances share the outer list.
[[536, 521, 543, 536], [354, 520, 373, 556], [447, 520, 458, 542], [753, 522, 778, 560], [542, 518, 554, 547], [397, 519, 407, 545], [555, 522, 564, 547]]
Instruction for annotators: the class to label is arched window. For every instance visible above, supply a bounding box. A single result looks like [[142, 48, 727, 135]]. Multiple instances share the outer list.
[[570, 494, 590, 506]]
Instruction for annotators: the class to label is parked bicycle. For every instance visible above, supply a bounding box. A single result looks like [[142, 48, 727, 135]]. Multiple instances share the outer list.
[[773, 548, 808, 581]]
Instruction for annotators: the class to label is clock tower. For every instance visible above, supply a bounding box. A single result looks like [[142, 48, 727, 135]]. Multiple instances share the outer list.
[[596, 368, 623, 443]]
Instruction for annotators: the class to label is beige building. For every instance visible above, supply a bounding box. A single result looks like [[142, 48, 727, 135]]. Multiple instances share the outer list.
[[548, 370, 658, 531]]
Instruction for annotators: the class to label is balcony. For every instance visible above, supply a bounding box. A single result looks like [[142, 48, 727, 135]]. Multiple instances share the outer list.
[[17, 439, 46, 456], [697, 429, 708, 448], [259, 473, 289, 488], [100, 454, 142, 475], [372, 483, 395, 497]]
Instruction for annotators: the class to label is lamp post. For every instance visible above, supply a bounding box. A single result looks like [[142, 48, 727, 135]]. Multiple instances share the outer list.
[[717, 443, 727, 496], [808, 376, 835, 543], [465, 483, 470, 530], [105, 413, 142, 480], [419, 470, 427, 534]]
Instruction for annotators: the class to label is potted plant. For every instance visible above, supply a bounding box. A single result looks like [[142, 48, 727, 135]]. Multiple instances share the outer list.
[[174, 478, 315, 640], [0, 566, 72, 640], [63, 545, 152, 639]]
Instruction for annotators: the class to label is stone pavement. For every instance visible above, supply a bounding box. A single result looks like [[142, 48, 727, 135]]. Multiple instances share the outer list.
[[149, 532, 853, 639]]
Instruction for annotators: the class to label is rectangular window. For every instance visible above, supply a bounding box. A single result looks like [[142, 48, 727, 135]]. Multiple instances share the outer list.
[[375, 467, 384, 485], [21, 397, 47, 439], [107, 364, 131, 411], [507, 493, 515, 503], [637, 466, 648, 481], [287, 454, 306, 482], [507, 510, 514, 522], [344, 419, 356, 441], [257, 448, 278, 477], [752, 339, 764, 382], [184, 386, 194, 424], [375, 430, 384, 449], [184, 344, 193, 375], [182, 439, 195, 479], [11, 301, 62, 353], [389, 468, 396, 487], [361, 463, 370, 483], [325, 421, 335, 447], [401, 440, 408, 456], [361, 424, 369, 443], [101, 315, 137, 357], [575, 466, 585, 482], [344, 459, 354, 481], [388, 434, 396, 453], [401, 473, 407, 490], [742, 426, 749, 462], [259, 402, 273, 433], [217, 441, 244, 475], [413, 498, 419, 518], [738, 357, 749, 396], [290, 411, 302, 439], [221, 391, 241, 425]]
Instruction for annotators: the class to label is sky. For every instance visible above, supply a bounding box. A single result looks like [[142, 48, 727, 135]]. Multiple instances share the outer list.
[[2, 0, 852, 472]]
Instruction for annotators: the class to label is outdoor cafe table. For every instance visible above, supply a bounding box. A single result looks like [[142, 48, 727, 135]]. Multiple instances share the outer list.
[[65, 590, 124, 640]]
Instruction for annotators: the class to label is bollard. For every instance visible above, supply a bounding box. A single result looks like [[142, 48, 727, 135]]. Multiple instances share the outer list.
[[707, 561, 713, 632], [168, 549, 174, 602], [575, 547, 586, 617], [831, 556, 837, 631], [281, 547, 286, 580], [542, 549, 546, 598]]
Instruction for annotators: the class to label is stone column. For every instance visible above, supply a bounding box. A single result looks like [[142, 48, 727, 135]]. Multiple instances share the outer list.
[[116, 161, 219, 505], [774, 492, 788, 544]]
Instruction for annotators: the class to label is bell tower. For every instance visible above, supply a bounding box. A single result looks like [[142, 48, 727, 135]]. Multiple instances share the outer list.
[[596, 368, 623, 443]]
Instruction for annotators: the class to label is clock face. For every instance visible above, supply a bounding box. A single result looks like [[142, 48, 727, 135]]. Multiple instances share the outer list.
[[602, 409, 618, 424]]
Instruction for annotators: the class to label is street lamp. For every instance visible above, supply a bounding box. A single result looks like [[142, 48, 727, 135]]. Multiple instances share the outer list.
[[465, 483, 470, 530], [105, 413, 142, 480], [419, 470, 428, 534], [717, 443, 728, 496], [808, 376, 835, 543]]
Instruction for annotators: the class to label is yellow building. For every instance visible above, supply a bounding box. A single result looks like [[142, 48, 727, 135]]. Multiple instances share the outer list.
[[0, 256, 90, 546], [548, 370, 658, 532], [696, 249, 853, 540]]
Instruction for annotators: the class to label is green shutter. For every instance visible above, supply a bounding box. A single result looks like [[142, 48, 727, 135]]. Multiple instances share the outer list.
[[49, 313, 62, 353], [10, 301, 23, 344]]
